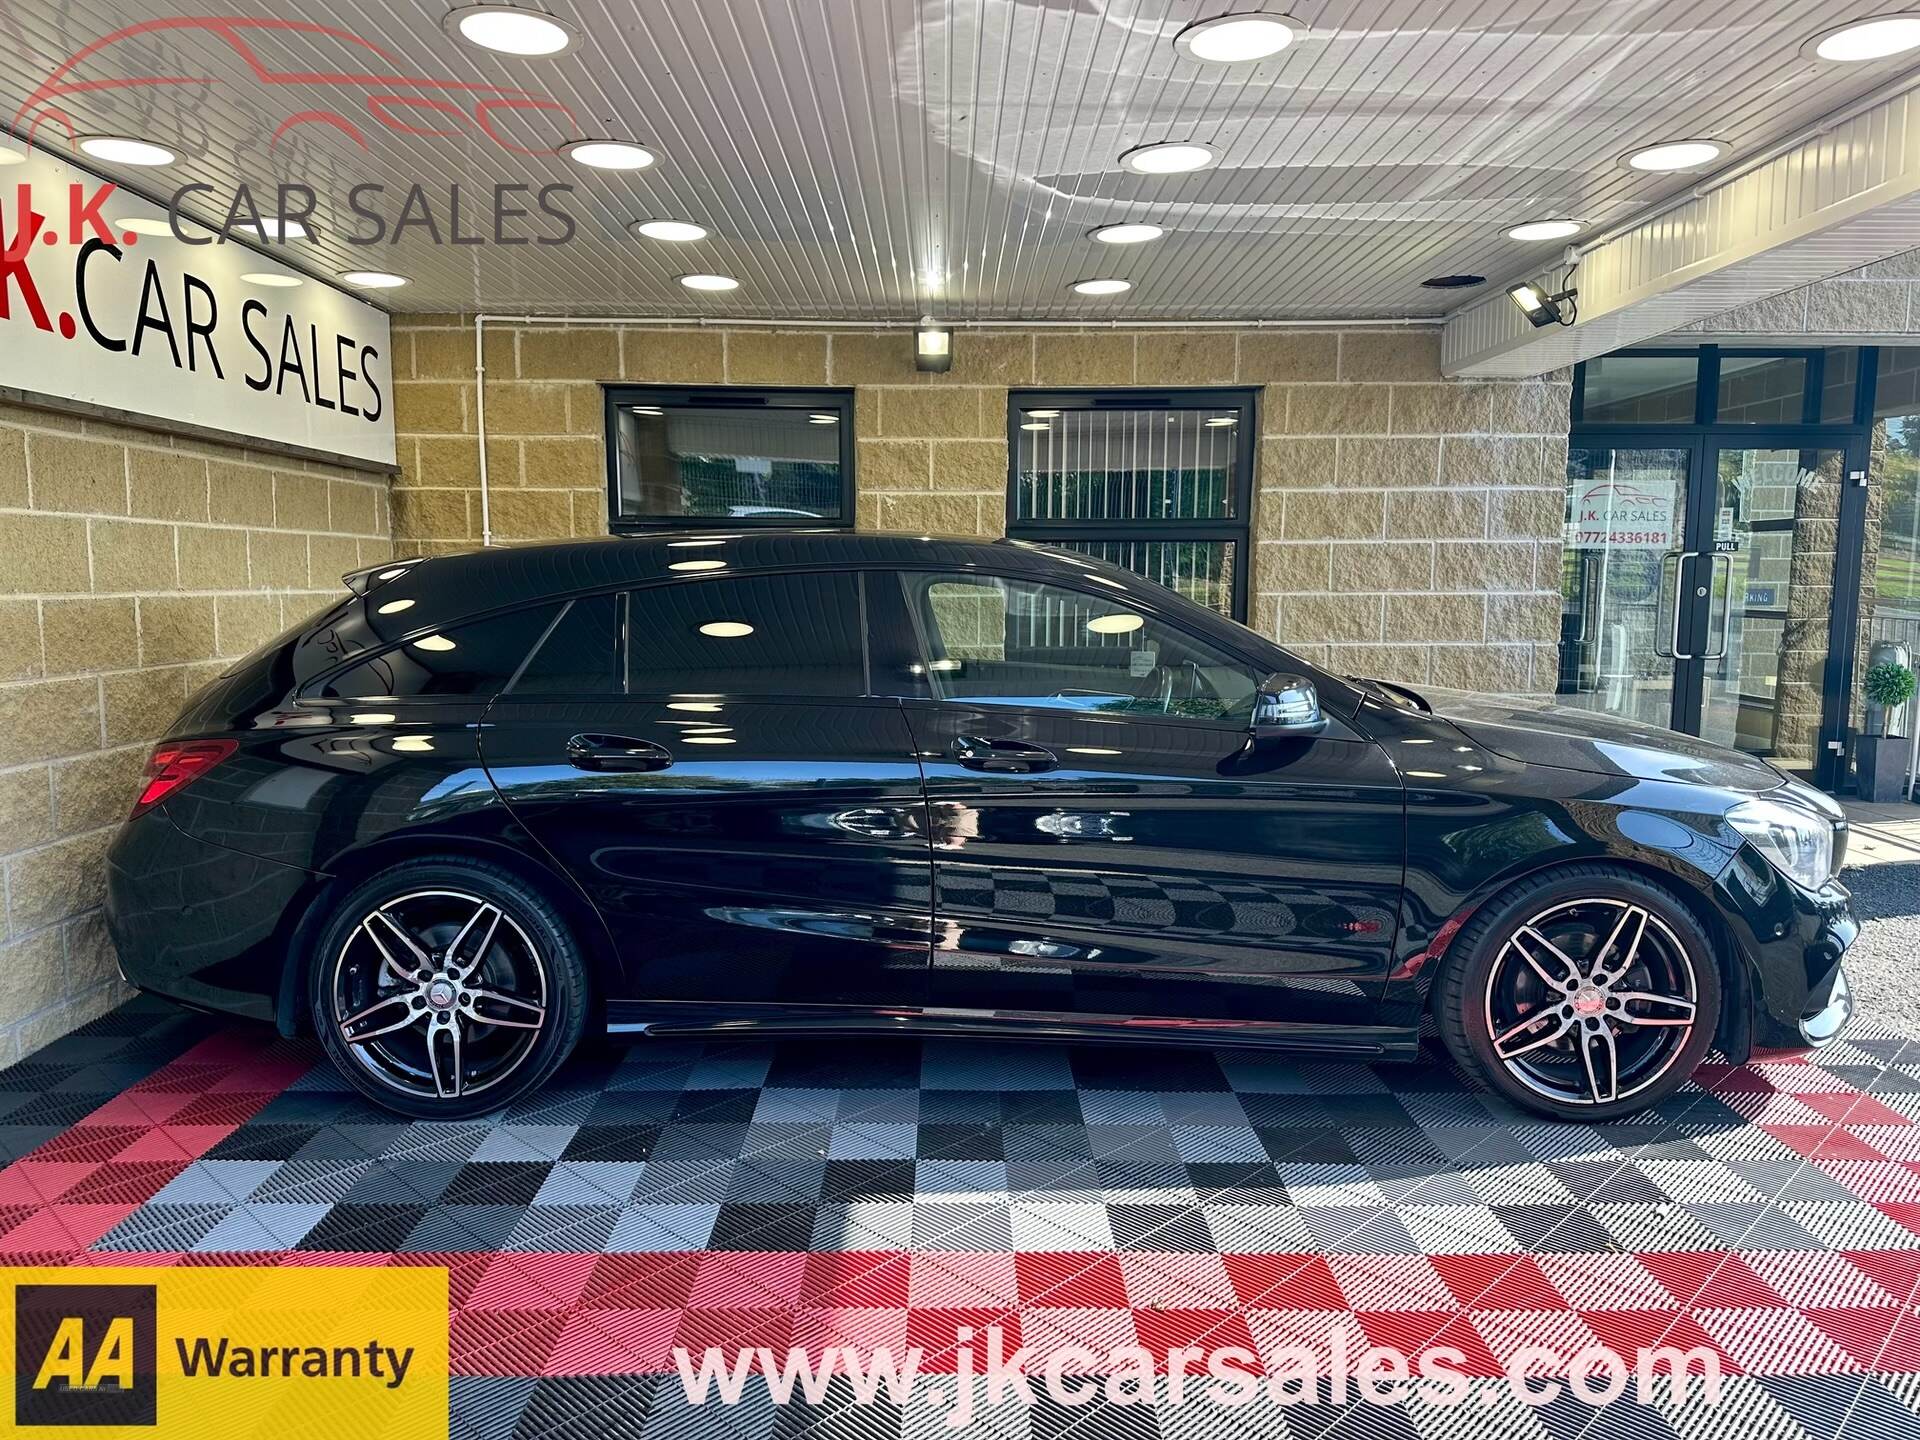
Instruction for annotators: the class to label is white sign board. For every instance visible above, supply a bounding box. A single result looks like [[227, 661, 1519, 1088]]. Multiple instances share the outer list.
[[0, 145, 395, 468], [1566, 477, 1676, 551]]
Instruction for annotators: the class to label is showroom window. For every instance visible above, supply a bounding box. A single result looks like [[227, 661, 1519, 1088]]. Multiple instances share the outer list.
[[625, 570, 867, 697], [1006, 389, 1256, 620], [605, 387, 854, 531]]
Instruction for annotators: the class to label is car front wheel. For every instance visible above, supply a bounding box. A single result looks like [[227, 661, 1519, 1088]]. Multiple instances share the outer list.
[[1434, 867, 1721, 1121], [308, 859, 588, 1119]]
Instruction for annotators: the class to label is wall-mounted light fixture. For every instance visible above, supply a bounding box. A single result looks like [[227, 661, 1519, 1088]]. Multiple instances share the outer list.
[[1507, 278, 1579, 328], [915, 317, 953, 373]]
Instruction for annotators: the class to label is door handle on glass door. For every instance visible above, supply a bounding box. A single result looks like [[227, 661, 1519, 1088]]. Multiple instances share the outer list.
[[565, 734, 674, 773], [949, 735, 1057, 774]]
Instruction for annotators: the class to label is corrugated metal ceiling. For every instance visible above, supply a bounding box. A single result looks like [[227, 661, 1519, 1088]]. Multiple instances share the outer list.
[[2, 0, 1914, 319]]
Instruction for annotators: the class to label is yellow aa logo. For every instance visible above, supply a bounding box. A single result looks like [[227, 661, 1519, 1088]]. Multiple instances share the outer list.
[[32, 1314, 138, 1391]]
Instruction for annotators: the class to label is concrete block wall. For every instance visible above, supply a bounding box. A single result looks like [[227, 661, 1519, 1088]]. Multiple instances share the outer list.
[[0, 403, 393, 1059], [390, 319, 1573, 692]]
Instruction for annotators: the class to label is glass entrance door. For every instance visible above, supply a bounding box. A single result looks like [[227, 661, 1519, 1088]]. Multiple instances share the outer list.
[[1558, 446, 1690, 730], [1557, 435, 1860, 782], [1694, 444, 1848, 778]]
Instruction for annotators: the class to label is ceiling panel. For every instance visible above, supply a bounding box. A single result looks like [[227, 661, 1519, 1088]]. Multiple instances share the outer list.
[[1, 0, 1913, 319]]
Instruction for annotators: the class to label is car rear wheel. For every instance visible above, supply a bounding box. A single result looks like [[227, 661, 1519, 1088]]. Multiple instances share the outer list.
[[1434, 867, 1721, 1121], [308, 859, 588, 1119]]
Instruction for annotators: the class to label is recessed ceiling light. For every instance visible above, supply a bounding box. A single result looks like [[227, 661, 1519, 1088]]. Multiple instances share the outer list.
[[446, 4, 577, 56], [1205, 415, 1238, 426], [1174, 13, 1303, 63], [682, 735, 736, 745], [413, 635, 457, 652], [0, 147, 26, 166], [1027, 409, 1061, 418], [1506, 218, 1582, 242], [1623, 139, 1726, 172], [1087, 613, 1145, 635], [77, 135, 175, 166], [1119, 142, 1217, 175], [633, 219, 708, 242], [1020, 421, 1052, 431], [1072, 278, 1132, 296], [679, 273, 739, 291], [1811, 15, 1920, 61], [564, 139, 657, 171], [633, 406, 665, 416], [1421, 274, 1486, 289], [808, 412, 838, 424], [340, 271, 408, 289], [667, 701, 723, 712], [669, 559, 727, 571], [1091, 222, 1164, 244], [699, 621, 754, 637], [376, 598, 415, 614], [240, 272, 302, 288], [234, 217, 309, 241], [116, 216, 177, 238]]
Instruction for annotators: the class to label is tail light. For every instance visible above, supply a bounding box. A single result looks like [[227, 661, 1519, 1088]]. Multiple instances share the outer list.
[[132, 739, 237, 818]]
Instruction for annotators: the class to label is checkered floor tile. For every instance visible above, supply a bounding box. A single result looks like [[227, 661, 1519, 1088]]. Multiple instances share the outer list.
[[2, 996, 1918, 1438]]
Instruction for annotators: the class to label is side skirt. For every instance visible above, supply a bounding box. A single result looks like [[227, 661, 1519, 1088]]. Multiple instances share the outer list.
[[604, 1000, 1422, 1059]]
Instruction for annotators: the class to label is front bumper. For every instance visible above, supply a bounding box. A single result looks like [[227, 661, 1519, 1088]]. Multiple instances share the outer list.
[[1713, 847, 1857, 1052]]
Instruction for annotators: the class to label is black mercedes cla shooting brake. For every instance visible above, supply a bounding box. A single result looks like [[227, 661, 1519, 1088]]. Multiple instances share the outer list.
[[105, 531, 1857, 1122]]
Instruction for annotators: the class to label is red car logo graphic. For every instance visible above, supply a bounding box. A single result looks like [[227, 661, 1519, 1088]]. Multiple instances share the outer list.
[[14, 15, 577, 156]]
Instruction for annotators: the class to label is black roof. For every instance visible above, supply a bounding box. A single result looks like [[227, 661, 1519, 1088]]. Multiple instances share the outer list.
[[354, 529, 1139, 622]]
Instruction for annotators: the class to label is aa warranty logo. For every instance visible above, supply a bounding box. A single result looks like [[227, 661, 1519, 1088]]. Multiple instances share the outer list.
[[2, 1267, 446, 1437]]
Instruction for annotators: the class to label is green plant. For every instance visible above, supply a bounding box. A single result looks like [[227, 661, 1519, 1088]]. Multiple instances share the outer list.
[[1865, 660, 1917, 737]]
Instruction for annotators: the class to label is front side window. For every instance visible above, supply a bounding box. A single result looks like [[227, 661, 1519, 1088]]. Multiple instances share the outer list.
[[607, 387, 854, 530], [900, 571, 1260, 722], [626, 570, 867, 698], [320, 604, 560, 700], [1007, 390, 1255, 620]]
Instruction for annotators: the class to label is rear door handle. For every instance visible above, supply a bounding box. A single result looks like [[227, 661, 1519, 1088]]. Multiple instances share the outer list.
[[566, 733, 674, 773], [949, 734, 1056, 774]]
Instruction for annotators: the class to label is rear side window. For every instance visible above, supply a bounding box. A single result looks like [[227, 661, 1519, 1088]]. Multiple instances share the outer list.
[[627, 571, 866, 698], [510, 593, 622, 696], [320, 604, 559, 700]]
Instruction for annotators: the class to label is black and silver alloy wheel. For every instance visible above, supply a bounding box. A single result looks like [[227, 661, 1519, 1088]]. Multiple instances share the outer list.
[[310, 860, 588, 1118], [1435, 867, 1721, 1121], [1484, 898, 1697, 1107], [331, 890, 548, 1101]]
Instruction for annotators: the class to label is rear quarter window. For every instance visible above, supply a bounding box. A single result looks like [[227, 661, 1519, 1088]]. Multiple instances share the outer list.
[[319, 604, 561, 700]]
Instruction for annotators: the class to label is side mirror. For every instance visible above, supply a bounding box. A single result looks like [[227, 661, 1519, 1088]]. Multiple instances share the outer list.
[[1250, 673, 1324, 740]]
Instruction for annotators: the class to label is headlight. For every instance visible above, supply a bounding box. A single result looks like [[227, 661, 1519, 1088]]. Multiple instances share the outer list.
[[1728, 791, 1835, 890]]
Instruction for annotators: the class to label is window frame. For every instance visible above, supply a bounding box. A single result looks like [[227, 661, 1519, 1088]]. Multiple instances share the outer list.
[[1003, 387, 1258, 622], [1571, 345, 1852, 428], [602, 384, 856, 532]]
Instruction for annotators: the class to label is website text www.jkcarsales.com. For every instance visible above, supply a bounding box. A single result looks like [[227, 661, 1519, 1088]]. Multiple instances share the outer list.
[[673, 1328, 1721, 1426]]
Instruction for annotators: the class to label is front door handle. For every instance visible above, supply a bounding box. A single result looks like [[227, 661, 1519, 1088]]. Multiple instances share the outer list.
[[566, 733, 674, 773], [949, 734, 1056, 774]]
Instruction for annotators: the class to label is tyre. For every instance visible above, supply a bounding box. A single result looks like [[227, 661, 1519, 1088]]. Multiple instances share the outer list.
[[1433, 866, 1720, 1121], [308, 858, 589, 1119]]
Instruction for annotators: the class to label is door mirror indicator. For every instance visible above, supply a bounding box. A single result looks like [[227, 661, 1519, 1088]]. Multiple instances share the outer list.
[[1250, 673, 1324, 739]]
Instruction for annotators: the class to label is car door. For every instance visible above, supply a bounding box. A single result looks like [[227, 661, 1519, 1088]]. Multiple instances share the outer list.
[[480, 570, 933, 1016], [872, 567, 1406, 1035]]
